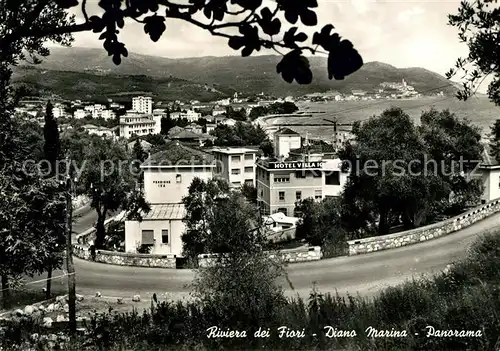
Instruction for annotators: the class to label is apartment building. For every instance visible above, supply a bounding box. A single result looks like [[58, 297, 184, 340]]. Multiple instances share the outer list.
[[125, 142, 215, 256], [74, 109, 88, 119], [212, 147, 259, 188], [101, 109, 116, 120], [132, 96, 153, 115], [119, 111, 157, 139]]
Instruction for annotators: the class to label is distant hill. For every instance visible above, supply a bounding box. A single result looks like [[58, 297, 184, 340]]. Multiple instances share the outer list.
[[14, 46, 459, 99], [11, 66, 234, 103]]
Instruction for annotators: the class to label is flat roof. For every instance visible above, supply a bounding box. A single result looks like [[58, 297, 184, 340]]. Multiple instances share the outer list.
[[212, 147, 259, 155], [142, 203, 185, 220]]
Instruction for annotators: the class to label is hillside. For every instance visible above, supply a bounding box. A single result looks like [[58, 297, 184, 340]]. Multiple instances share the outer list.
[[11, 66, 233, 103], [14, 47, 459, 98]]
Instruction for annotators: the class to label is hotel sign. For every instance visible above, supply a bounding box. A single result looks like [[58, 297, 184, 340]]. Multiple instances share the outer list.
[[270, 161, 324, 169]]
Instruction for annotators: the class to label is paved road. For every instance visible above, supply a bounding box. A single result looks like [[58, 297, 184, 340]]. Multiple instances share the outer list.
[[31, 207, 500, 300]]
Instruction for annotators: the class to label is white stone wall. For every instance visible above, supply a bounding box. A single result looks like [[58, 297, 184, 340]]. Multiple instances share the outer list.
[[347, 199, 500, 255]]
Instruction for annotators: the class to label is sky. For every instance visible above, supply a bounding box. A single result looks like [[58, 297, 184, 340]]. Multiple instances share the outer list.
[[66, 0, 470, 78]]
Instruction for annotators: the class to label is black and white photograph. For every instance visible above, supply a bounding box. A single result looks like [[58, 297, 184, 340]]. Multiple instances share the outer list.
[[1, 0, 500, 349]]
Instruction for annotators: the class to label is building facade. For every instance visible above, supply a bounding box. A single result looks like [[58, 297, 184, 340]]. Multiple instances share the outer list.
[[256, 156, 349, 216], [212, 147, 258, 188], [119, 111, 157, 139], [132, 96, 153, 115], [125, 143, 215, 256], [274, 128, 301, 159]]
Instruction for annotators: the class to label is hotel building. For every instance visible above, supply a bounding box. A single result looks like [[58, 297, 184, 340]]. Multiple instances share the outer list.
[[132, 96, 153, 115], [119, 111, 158, 139]]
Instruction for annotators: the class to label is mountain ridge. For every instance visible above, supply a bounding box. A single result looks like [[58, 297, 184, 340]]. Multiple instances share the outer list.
[[14, 47, 459, 99]]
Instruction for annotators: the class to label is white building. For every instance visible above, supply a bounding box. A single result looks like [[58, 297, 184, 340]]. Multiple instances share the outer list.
[[132, 96, 153, 115], [82, 124, 115, 138], [212, 147, 259, 188], [101, 109, 116, 121], [478, 145, 500, 203], [170, 110, 201, 122], [274, 128, 301, 159], [125, 142, 215, 256], [74, 109, 88, 119], [52, 105, 66, 119], [119, 111, 157, 139]]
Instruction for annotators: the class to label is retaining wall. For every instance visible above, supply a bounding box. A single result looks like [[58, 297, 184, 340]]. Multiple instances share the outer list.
[[73, 244, 176, 268], [347, 198, 500, 256], [198, 246, 322, 267]]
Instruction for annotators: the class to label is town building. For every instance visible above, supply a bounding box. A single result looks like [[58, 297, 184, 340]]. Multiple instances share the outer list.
[[52, 105, 66, 119], [82, 124, 115, 138], [132, 96, 153, 115], [124, 142, 215, 256], [206, 123, 217, 134], [274, 128, 301, 159], [256, 155, 349, 216], [101, 109, 116, 120], [74, 109, 88, 119], [170, 110, 201, 122], [119, 111, 157, 139], [127, 139, 153, 153], [212, 147, 259, 188], [478, 145, 500, 203]]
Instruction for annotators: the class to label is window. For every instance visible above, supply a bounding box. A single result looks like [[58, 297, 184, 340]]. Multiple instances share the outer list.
[[244, 166, 253, 173], [245, 179, 253, 186], [295, 171, 306, 178], [325, 171, 341, 185], [232, 155, 241, 162], [231, 168, 241, 175], [279, 191, 285, 201], [314, 190, 322, 200], [244, 154, 254, 161], [296, 191, 302, 201], [274, 176, 290, 183], [161, 230, 169, 244], [176, 174, 182, 183], [141, 230, 154, 245]]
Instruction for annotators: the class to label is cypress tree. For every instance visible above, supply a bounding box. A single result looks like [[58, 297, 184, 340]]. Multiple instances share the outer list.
[[43, 101, 60, 177]]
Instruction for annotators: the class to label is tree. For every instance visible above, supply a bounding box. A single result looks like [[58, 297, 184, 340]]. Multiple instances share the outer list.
[[490, 120, 500, 163], [160, 111, 175, 136], [1, 2, 362, 88], [0, 119, 65, 308], [76, 135, 150, 249], [43, 101, 64, 298], [259, 140, 274, 157], [241, 183, 257, 204], [132, 138, 147, 162], [447, 3, 500, 104], [295, 197, 344, 247], [225, 106, 247, 121], [185, 177, 286, 334], [182, 178, 264, 260], [339, 107, 483, 236]]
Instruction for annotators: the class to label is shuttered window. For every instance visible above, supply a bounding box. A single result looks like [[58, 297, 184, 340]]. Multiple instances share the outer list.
[[141, 230, 154, 245]]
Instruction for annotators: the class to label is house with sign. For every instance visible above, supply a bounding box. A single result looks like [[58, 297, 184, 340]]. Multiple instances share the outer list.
[[124, 142, 215, 256], [256, 155, 348, 216]]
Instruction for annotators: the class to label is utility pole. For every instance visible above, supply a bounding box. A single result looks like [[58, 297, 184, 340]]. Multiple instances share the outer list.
[[64, 169, 76, 334]]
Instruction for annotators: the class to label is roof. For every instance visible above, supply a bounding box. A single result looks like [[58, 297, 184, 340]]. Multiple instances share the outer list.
[[142, 141, 214, 167], [127, 139, 153, 151], [482, 144, 500, 167], [168, 126, 185, 137], [212, 147, 259, 155], [276, 128, 299, 136], [142, 203, 186, 220], [171, 130, 203, 140]]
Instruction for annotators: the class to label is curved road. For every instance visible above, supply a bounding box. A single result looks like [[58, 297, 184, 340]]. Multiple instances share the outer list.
[[35, 206, 500, 300]]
